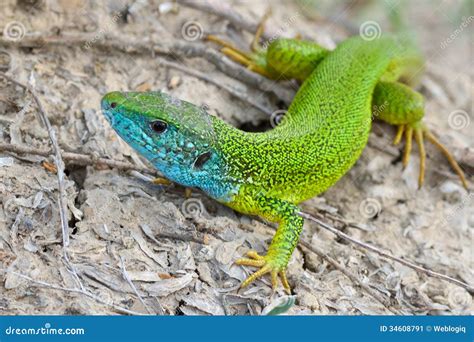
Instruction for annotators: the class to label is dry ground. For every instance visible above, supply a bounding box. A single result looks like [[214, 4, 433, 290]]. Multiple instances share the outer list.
[[0, 0, 472, 315]]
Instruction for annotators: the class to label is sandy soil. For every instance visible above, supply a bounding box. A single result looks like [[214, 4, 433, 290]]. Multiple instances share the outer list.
[[0, 0, 472, 315]]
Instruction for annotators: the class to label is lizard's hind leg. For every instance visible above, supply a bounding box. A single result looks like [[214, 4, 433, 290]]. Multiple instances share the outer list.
[[373, 81, 467, 189]]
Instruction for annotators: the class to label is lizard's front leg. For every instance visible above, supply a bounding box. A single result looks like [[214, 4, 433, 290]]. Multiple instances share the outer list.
[[235, 195, 303, 294]]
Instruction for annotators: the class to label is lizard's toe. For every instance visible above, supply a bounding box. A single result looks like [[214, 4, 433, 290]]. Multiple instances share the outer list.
[[279, 271, 291, 294], [393, 122, 467, 189], [236, 251, 291, 293], [235, 250, 266, 267]]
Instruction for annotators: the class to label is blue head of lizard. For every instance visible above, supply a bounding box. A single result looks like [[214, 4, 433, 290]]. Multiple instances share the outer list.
[[101, 91, 236, 201]]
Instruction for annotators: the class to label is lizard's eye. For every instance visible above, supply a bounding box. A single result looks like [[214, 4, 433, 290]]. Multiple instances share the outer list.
[[150, 120, 168, 134], [110, 102, 117, 108]]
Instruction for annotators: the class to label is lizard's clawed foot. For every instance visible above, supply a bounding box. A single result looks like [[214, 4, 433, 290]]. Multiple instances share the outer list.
[[205, 35, 273, 77], [236, 250, 291, 294], [152, 177, 172, 185], [184, 188, 193, 198], [393, 122, 467, 189], [205, 10, 274, 78]]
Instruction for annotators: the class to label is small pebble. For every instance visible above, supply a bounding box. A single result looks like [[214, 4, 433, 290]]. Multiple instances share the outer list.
[[168, 75, 181, 89]]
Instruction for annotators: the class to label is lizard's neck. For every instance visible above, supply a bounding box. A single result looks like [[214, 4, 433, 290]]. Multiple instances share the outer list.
[[153, 146, 239, 203]]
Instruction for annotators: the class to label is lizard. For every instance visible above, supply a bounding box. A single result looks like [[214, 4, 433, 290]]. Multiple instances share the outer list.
[[101, 29, 468, 294]]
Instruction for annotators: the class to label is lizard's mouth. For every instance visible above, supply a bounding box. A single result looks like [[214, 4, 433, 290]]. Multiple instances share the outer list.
[[101, 109, 115, 127], [100, 101, 157, 160], [100, 98, 117, 125]]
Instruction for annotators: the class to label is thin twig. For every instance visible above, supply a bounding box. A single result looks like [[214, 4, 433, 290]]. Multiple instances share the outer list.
[[0, 269, 144, 315], [0, 142, 160, 176], [139, 223, 208, 245], [119, 257, 154, 315], [159, 58, 274, 115], [298, 211, 474, 294], [0, 72, 70, 249], [1, 72, 87, 292]]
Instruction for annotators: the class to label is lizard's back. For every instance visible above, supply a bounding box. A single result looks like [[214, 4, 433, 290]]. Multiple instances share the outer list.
[[217, 36, 423, 203]]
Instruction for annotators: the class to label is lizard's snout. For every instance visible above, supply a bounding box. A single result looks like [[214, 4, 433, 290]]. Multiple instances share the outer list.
[[101, 91, 123, 111]]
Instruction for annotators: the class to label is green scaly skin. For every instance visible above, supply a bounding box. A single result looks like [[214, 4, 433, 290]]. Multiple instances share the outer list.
[[102, 35, 440, 293]]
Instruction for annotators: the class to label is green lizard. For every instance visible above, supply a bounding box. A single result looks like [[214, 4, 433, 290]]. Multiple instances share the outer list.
[[101, 29, 467, 293]]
